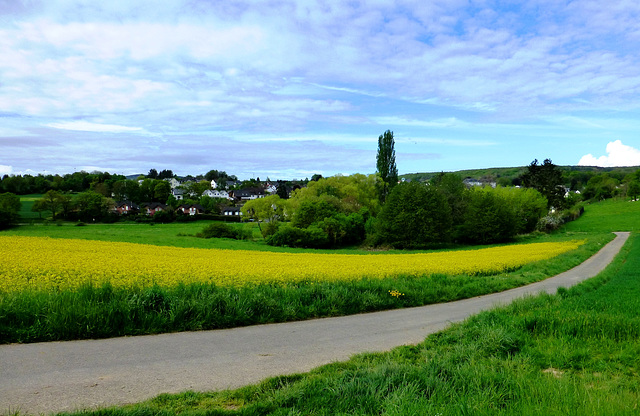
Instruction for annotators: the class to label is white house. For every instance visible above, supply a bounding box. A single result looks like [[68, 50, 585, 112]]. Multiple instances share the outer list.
[[202, 189, 233, 200], [166, 178, 180, 189]]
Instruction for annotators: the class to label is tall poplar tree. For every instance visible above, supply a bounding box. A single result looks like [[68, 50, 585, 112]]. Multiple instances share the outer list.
[[376, 130, 398, 202]]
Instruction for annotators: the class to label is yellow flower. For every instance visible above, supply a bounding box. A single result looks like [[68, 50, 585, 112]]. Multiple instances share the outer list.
[[0, 236, 584, 292]]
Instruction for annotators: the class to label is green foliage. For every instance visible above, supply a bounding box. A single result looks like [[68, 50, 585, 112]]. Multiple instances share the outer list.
[[459, 187, 517, 244], [74, 190, 113, 222], [492, 186, 548, 234], [376, 130, 398, 202], [375, 182, 452, 248], [266, 223, 330, 248], [241, 195, 285, 224], [582, 173, 621, 201], [196, 222, 250, 240], [374, 178, 548, 247], [197, 222, 236, 239], [276, 183, 289, 199], [627, 180, 640, 200], [0, 192, 21, 229], [290, 198, 337, 228], [271, 174, 379, 248], [521, 158, 566, 209]]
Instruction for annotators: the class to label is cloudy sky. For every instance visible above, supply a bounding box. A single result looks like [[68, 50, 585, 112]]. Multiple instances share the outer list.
[[2, 0, 640, 179]]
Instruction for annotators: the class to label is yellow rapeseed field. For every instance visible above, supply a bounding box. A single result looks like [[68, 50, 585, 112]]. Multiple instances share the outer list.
[[0, 236, 584, 292]]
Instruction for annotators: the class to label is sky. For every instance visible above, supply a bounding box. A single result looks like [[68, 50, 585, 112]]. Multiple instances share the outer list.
[[1, 0, 640, 180]]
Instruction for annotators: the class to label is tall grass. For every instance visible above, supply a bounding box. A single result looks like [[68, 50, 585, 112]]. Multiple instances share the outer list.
[[71, 233, 640, 416]]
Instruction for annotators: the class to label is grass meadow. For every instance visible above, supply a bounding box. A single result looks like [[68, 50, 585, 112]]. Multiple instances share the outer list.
[[44, 198, 640, 415]]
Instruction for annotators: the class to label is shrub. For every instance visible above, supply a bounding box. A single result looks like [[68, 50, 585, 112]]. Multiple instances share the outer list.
[[267, 224, 329, 248], [197, 222, 237, 239], [536, 213, 564, 232]]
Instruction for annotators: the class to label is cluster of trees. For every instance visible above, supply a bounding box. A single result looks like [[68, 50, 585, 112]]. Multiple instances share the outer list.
[[0, 168, 239, 197], [0, 192, 21, 229], [31, 190, 114, 223], [374, 176, 548, 248], [0, 171, 126, 195], [241, 174, 379, 248], [238, 133, 579, 249]]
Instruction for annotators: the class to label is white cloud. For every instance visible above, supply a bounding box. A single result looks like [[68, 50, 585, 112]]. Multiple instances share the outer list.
[[578, 140, 640, 167], [0, 165, 13, 176], [46, 121, 145, 133]]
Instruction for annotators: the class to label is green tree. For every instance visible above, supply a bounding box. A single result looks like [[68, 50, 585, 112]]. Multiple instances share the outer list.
[[41, 190, 62, 219], [627, 180, 640, 201], [583, 174, 620, 201], [31, 198, 49, 219], [0, 192, 21, 229], [376, 130, 398, 202], [459, 188, 517, 244], [492, 186, 547, 234], [276, 183, 289, 199], [430, 173, 467, 227], [375, 182, 452, 248], [521, 159, 565, 209], [153, 181, 171, 203], [74, 191, 113, 222], [241, 195, 286, 237]]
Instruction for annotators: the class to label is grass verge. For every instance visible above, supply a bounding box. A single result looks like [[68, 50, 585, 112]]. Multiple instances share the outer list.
[[67, 232, 639, 416]]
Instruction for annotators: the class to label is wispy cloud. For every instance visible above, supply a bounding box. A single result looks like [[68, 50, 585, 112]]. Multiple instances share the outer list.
[[46, 121, 147, 134], [1, 1, 640, 177]]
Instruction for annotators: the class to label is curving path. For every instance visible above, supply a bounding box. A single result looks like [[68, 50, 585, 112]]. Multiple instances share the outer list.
[[0, 232, 629, 415]]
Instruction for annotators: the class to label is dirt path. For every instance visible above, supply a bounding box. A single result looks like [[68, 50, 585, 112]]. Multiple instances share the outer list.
[[0, 232, 629, 415]]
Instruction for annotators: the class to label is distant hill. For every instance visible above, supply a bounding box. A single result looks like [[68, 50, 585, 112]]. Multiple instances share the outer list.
[[401, 165, 640, 187]]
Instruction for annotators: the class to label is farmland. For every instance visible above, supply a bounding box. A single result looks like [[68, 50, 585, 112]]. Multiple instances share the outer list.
[[44, 197, 640, 415], [1, 236, 584, 292], [1, 197, 639, 415], [0, 199, 613, 344]]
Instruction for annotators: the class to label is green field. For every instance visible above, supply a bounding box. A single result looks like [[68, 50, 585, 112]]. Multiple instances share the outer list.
[[561, 199, 640, 233], [51, 201, 640, 415]]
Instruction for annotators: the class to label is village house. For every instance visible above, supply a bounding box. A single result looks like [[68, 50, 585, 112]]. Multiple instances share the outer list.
[[114, 201, 139, 215], [202, 189, 233, 200], [231, 188, 265, 201], [140, 202, 168, 216], [177, 204, 204, 216], [222, 206, 242, 216]]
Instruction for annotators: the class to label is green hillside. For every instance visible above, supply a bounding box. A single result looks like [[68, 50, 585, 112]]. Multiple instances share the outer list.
[[402, 165, 640, 187]]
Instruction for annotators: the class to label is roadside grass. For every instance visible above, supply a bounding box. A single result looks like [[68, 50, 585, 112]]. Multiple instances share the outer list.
[[66, 232, 639, 416]]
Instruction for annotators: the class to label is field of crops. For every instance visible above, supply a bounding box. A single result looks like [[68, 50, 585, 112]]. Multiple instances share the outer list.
[[0, 235, 584, 293]]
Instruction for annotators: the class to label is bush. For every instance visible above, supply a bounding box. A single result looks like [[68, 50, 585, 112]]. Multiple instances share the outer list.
[[267, 224, 329, 248], [197, 222, 237, 239], [152, 210, 176, 223], [261, 221, 280, 238], [536, 213, 563, 232]]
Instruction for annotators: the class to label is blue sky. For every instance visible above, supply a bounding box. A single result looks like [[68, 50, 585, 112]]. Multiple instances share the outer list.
[[1, 0, 640, 180]]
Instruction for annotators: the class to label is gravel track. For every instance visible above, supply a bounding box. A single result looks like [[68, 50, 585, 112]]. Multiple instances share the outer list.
[[0, 232, 629, 415]]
